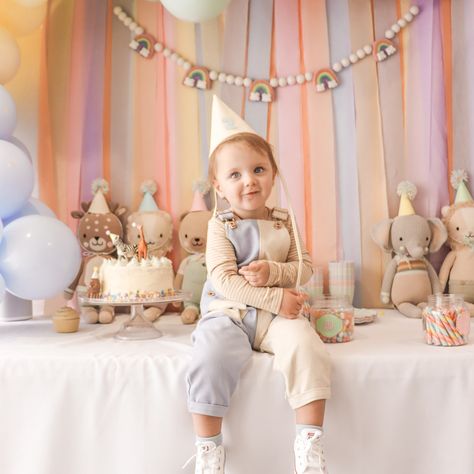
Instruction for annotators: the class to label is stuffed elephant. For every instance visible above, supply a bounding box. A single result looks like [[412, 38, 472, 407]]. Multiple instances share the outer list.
[[371, 213, 447, 318]]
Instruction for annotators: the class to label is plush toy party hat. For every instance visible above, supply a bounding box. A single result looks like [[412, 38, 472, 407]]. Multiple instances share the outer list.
[[88, 178, 111, 214], [139, 180, 160, 212], [209, 95, 256, 157], [397, 181, 417, 216], [451, 170, 473, 204], [190, 180, 211, 211]]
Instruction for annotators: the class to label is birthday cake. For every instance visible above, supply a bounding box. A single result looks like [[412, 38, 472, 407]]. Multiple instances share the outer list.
[[99, 256, 174, 299]]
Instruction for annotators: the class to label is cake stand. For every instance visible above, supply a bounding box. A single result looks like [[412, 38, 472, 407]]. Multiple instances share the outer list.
[[78, 291, 191, 341]]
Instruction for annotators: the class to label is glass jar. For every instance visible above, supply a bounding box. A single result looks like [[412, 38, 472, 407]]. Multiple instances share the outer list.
[[422, 294, 470, 346], [310, 296, 354, 343]]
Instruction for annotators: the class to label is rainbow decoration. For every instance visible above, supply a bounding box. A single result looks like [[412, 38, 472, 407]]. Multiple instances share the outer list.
[[248, 80, 274, 103], [373, 39, 397, 62], [183, 66, 212, 90], [129, 34, 156, 59], [314, 69, 339, 92]]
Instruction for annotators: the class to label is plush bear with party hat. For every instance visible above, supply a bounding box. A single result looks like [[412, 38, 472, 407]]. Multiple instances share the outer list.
[[439, 170, 474, 315], [65, 178, 127, 323], [172, 180, 212, 324], [371, 181, 447, 318], [125, 179, 174, 322]]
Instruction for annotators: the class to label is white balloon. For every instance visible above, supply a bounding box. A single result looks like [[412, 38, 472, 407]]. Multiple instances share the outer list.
[[6, 136, 31, 161], [15, 0, 46, 6], [0, 85, 16, 139], [0, 1, 46, 37], [160, 0, 231, 23], [3, 197, 55, 226], [0, 218, 3, 245], [0, 28, 20, 85], [0, 274, 5, 304]]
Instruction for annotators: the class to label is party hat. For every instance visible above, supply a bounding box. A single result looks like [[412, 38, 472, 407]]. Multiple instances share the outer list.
[[139, 180, 159, 212], [209, 95, 256, 156], [190, 180, 211, 211], [451, 170, 473, 204], [88, 178, 111, 214], [397, 181, 417, 216]]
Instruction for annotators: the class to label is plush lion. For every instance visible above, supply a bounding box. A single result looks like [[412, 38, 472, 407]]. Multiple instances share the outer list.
[[439, 170, 474, 315], [64, 179, 126, 323]]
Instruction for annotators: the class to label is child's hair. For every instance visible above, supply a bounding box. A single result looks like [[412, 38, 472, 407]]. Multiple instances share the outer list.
[[208, 132, 278, 182]]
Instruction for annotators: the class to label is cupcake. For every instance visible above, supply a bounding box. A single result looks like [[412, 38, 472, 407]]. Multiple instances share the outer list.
[[52, 306, 80, 333]]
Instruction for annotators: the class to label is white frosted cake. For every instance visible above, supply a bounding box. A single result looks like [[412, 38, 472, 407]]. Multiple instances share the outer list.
[[99, 256, 174, 298]]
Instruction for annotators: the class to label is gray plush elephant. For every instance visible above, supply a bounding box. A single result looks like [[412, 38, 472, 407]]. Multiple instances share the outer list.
[[371, 183, 448, 318]]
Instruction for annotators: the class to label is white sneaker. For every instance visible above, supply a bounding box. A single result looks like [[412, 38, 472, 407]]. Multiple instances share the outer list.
[[294, 429, 328, 474], [182, 440, 225, 473]]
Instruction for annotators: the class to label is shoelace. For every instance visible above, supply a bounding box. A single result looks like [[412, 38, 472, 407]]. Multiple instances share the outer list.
[[295, 435, 326, 473], [182, 442, 222, 472]]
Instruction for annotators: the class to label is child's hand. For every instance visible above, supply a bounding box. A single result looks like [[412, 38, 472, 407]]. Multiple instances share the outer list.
[[279, 289, 308, 319], [238, 260, 270, 287]]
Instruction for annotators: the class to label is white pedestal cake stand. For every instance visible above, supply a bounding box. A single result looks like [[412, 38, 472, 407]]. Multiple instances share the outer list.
[[78, 291, 191, 341]]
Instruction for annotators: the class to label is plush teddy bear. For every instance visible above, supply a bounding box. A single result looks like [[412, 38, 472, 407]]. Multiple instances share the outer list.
[[125, 180, 174, 322], [439, 170, 474, 315], [64, 179, 126, 323], [173, 181, 212, 324], [371, 181, 447, 318]]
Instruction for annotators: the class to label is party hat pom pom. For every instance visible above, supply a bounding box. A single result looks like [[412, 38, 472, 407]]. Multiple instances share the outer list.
[[193, 179, 211, 195], [450, 169, 468, 190], [140, 179, 158, 195], [397, 181, 417, 200], [91, 178, 109, 195]]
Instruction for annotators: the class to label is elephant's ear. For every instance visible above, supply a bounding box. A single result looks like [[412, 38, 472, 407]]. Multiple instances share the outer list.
[[371, 219, 394, 252], [428, 218, 448, 253]]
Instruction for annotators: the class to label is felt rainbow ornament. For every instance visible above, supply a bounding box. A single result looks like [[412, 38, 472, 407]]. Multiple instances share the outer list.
[[314, 69, 339, 92], [129, 34, 156, 59], [248, 80, 274, 103], [373, 39, 397, 62], [183, 66, 212, 90]]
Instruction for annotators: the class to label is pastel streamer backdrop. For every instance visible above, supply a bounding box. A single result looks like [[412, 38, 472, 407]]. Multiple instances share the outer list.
[[26, 0, 468, 307]]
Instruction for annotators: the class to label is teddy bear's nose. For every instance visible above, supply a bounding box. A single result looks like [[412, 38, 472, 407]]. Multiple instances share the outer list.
[[94, 236, 100, 241], [193, 237, 201, 243]]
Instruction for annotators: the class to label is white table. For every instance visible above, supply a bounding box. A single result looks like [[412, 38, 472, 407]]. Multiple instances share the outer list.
[[0, 311, 473, 474]]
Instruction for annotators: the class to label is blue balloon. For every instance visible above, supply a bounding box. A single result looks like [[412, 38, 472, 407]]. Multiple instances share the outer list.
[[0, 140, 34, 220], [3, 197, 55, 226], [0, 217, 3, 245], [0, 274, 5, 303], [0, 215, 82, 300], [0, 86, 16, 139]]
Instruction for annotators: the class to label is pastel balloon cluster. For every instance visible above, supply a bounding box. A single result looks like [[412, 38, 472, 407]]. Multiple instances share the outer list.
[[0, 86, 81, 303]]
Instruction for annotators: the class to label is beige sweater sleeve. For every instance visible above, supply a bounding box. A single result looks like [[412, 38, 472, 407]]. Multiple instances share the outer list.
[[206, 217, 284, 314], [265, 219, 313, 288]]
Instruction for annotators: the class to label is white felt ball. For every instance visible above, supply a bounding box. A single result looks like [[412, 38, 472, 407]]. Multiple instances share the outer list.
[[270, 77, 278, 87], [234, 76, 243, 86], [385, 29, 395, 39], [124, 17, 132, 26], [278, 77, 287, 87], [171, 52, 178, 61], [154, 42, 163, 52], [113, 6, 122, 15], [218, 73, 226, 83], [135, 26, 144, 35], [226, 74, 235, 85], [183, 62, 191, 70], [209, 70, 218, 80], [363, 44, 372, 54], [129, 22, 137, 31], [243, 77, 252, 87], [118, 12, 127, 21], [341, 58, 350, 68], [304, 72, 313, 81], [332, 63, 342, 72], [296, 74, 305, 84], [349, 53, 358, 64], [287, 75, 296, 85], [397, 18, 407, 28], [177, 57, 184, 66], [163, 48, 171, 57], [404, 12, 414, 22], [391, 23, 401, 33], [409, 5, 420, 15], [356, 49, 365, 59]]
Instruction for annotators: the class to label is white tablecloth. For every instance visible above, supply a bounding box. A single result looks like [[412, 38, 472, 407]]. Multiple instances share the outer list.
[[0, 311, 473, 474]]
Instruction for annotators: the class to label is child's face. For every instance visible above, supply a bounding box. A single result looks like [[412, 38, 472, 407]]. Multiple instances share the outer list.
[[213, 142, 275, 219]]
